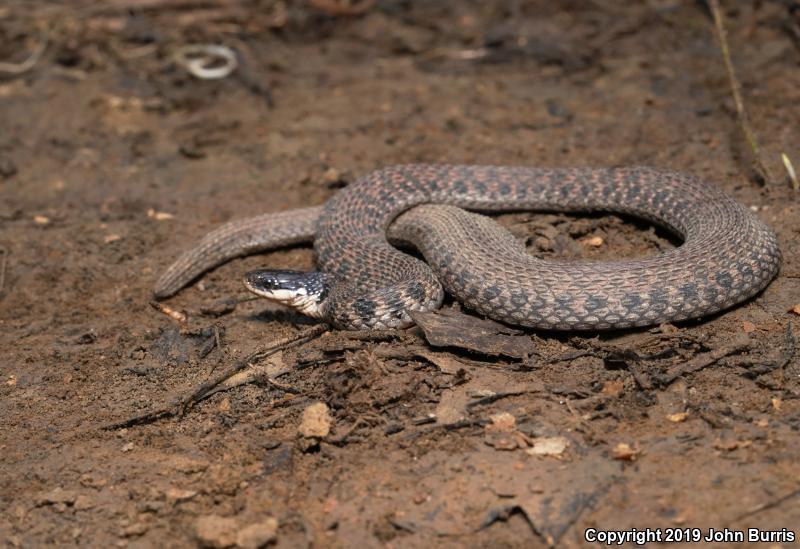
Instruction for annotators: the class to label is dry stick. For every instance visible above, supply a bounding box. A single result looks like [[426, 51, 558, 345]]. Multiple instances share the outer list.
[[707, 0, 773, 184], [728, 486, 800, 523], [102, 323, 329, 429], [657, 336, 751, 385], [0, 32, 48, 76], [0, 247, 8, 293]]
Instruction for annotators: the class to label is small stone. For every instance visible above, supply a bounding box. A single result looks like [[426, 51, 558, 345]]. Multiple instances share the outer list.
[[122, 522, 149, 537], [195, 515, 238, 548], [667, 412, 688, 423], [585, 236, 604, 247], [147, 208, 174, 221], [74, 495, 94, 510], [611, 442, 640, 461], [526, 436, 569, 456], [322, 167, 340, 184], [36, 487, 77, 506], [104, 234, 122, 244], [486, 412, 516, 433], [0, 157, 17, 178], [166, 487, 197, 503], [235, 518, 278, 549], [298, 402, 332, 439], [121, 442, 134, 452], [33, 215, 50, 225], [601, 379, 624, 397]]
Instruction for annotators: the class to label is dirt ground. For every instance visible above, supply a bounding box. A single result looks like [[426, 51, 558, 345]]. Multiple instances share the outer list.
[[1, 1, 800, 547]]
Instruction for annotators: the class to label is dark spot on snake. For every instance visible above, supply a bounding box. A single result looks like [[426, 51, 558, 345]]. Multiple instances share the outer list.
[[473, 180, 487, 194], [648, 288, 669, 312], [498, 183, 511, 196], [407, 282, 427, 303], [453, 180, 467, 194], [555, 294, 574, 307], [510, 291, 528, 306], [353, 297, 377, 322], [715, 272, 733, 289], [584, 295, 607, 311], [483, 285, 501, 301], [621, 292, 643, 311], [702, 285, 719, 303], [678, 283, 698, 302]]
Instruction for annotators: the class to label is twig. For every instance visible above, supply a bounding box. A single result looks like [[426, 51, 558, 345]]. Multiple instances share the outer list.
[[782, 153, 799, 191], [308, 0, 375, 17], [0, 32, 48, 77], [0, 247, 7, 294], [707, 0, 773, 184], [102, 323, 329, 429], [728, 486, 800, 523], [656, 336, 751, 385]]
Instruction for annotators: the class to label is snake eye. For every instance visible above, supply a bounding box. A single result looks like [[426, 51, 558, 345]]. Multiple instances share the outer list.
[[243, 270, 329, 318]]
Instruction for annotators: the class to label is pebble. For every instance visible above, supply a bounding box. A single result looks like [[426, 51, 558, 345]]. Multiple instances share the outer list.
[[298, 402, 332, 438], [195, 515, 238, 548], [235, 518, 278, 549]]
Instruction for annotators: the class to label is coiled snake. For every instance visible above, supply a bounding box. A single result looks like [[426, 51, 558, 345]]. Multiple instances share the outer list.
[[154, 165, 780, 330]]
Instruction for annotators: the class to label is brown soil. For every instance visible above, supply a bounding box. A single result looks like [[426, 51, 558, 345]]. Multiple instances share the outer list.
[[2, 1, 799, 547]]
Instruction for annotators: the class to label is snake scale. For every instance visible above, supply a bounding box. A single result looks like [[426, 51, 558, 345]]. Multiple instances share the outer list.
[[154, 165, 781, 330]]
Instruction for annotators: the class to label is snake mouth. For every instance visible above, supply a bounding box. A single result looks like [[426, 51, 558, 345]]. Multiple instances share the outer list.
[[243, 269, 328, 318]]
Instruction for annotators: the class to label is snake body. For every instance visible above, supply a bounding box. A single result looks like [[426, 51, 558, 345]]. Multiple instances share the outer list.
[[154, 165, 780, 330]]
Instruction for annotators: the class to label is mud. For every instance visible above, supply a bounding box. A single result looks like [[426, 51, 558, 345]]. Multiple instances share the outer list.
[[1, 1, 800, 547]]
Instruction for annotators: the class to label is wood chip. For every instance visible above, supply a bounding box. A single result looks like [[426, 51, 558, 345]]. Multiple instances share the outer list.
[[410, 309, 537, 359], [150, 300, 188, 324]]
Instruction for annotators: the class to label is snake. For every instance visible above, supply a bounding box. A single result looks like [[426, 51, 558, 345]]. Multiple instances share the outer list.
[[153, 165, 781, 330]]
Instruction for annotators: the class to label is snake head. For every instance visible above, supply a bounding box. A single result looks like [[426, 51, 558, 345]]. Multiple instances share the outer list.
[[243, 269, 329, 318]]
